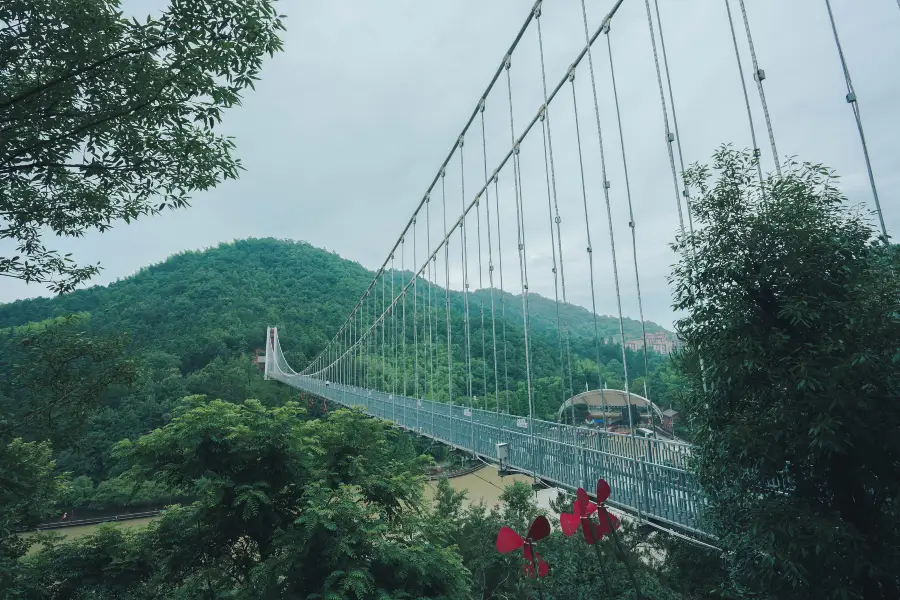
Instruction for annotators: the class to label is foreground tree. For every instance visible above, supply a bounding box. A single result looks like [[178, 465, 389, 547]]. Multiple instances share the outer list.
[[0, 439, 58, 593], [0, 0, 285, 292], [671, 147, 900, 598], [17, 400, 470, 598], [0, 314, 137, 594]]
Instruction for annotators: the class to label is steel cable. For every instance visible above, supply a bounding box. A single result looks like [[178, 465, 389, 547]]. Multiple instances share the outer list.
[[505, 54, 537, 478], [724, 0, 765, 188], [652, 0, 695, 236], [459, 141, 474, 409], [480, 107, 501, 416], [579, 0, 637, 438], [413, 220, 419, 400], [823, 0, 887, 238], [536, 6, 576, 422], [737, 0, 782, 176], [567, 67, 605, 430], [442, 169, 454, 443], [493, 173, 511, 415]]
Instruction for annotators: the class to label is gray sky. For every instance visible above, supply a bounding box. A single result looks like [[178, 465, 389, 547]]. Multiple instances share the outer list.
[[2, 0, 898, 331]]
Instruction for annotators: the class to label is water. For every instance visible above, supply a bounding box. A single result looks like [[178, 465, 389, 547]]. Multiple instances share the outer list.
[[424, 464, 564, 512]]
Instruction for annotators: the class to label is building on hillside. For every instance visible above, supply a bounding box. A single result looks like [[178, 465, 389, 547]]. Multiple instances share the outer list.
[[253, 348, 266, 372], [624, 332, 679, 355], [662, 408, 680, 429]]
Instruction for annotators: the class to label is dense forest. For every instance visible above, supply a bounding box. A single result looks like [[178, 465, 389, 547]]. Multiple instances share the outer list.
[[0, 239, 682, 504]]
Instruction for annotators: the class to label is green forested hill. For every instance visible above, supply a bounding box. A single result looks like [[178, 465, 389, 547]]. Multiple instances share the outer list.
[[0, 239, 373, 371], [0, 238, 683, 483], [0, 238, 667, 369]]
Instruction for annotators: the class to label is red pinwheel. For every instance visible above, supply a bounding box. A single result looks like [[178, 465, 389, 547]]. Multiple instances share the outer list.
[[559, 479, 620, 544], [496, 515, 551, 578], [559, 479, 643, 598]]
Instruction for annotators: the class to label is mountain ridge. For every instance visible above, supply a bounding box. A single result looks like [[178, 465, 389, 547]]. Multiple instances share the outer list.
[[0, 238, 671, 353]]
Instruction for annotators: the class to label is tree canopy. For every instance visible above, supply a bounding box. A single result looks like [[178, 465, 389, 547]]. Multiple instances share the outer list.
[[14, 401, 471, 599], [0, 0, 284, 293], [671, 147, 900, 599]]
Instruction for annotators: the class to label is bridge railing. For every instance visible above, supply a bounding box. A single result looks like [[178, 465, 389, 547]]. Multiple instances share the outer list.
[[271, 370, 707, 536]]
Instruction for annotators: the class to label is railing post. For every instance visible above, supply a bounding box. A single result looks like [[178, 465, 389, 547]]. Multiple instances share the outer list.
[[470, 404, 476, 457], [579, 430, 587, 490], [638, 456, 647, 523]]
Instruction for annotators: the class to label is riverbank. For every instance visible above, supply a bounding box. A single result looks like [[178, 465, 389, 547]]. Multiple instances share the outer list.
[[423, 463, 564, 511], [18, 517, 156, 555]]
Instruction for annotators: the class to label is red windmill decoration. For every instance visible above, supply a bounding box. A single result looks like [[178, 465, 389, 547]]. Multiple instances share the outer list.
[[495, 515, 551, 578], [559, 479, 620, 544]]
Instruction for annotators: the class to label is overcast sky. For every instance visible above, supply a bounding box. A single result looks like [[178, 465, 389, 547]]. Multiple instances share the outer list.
[[2, 0, 898, 330]]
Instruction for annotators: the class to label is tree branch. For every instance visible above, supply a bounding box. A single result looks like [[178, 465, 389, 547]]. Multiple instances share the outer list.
[[0, 161, 146, 174], [0, 37, 175, 110], [1, 72, 182, 166]]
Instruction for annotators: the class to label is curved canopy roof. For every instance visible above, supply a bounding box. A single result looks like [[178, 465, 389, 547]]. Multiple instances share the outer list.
[[557, 388, 663, 420]]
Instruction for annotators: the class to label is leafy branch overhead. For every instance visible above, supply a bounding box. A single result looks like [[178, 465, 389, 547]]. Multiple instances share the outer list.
[[0, 0, 286, 293]]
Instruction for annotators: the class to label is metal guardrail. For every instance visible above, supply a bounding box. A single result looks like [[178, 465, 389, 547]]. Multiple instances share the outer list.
[[33, 510, 161, 531], [272, 372, 709, 536]]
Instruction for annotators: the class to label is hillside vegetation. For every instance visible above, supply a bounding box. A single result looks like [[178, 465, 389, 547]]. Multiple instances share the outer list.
[[0, 239, 681, 486]]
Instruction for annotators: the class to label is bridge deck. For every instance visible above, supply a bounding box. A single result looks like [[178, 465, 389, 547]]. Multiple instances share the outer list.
[[271, 371, 708, 536]]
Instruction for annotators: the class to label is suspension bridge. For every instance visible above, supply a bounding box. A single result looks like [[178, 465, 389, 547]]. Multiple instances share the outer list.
[[263, 0, 895, 540]]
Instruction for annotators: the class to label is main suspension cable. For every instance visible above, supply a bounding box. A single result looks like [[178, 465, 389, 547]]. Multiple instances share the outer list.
[[303, 3, 542, 383]]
